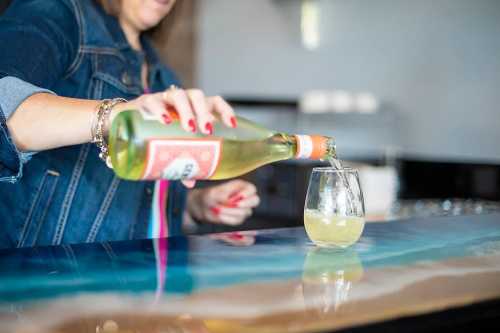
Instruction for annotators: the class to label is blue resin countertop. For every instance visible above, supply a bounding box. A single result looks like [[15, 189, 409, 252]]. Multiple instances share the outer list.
[[1, 214, 500, 332]]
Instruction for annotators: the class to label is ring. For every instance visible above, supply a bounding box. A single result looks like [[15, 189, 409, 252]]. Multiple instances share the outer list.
[[163, 84, 178, 99]]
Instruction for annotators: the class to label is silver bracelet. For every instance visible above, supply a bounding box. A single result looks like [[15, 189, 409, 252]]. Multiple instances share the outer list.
[[91, 98, 127, 168]]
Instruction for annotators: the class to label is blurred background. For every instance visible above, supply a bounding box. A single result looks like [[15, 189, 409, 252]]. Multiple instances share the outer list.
[[2, 0, 499, 229], [176, 0, 500, 231]]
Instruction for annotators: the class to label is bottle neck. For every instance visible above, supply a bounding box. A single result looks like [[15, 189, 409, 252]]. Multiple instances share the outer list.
[[295, 135, 336, 160]]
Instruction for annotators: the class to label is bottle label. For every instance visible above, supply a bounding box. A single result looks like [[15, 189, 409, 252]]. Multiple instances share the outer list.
[[141, 138, 222, 180], [295, 134, 329, 160], [295, 135, 314, 159]]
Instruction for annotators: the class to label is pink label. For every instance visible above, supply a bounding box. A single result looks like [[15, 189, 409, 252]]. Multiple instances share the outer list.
[[141, 139, 222, 180]]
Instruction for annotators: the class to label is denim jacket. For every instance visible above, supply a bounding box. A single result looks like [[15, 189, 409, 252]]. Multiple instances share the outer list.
[[0, 0, 186, 249]]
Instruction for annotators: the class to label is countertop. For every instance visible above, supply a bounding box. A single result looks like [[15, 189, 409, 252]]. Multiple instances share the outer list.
[[1, 214, 500, 332]]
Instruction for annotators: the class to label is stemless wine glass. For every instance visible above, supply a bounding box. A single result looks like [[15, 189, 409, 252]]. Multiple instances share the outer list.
[[304, 167, 365, 248]]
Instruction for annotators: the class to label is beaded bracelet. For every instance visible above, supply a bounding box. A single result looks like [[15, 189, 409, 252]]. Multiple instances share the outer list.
[[91, 98, 127, 168]]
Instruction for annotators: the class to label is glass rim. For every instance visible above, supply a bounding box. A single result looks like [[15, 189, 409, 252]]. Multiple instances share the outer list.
[[311, 166, 358, 173]]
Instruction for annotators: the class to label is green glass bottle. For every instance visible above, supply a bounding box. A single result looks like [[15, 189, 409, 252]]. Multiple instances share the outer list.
[[108, 110, 336, 181]]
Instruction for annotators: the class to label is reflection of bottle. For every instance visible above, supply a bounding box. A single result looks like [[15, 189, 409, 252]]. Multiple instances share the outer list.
[[68, 316, 210, 333], [109, 110, 336, 180], [203, 319, 249, 333], [302, 248, 363, 315]]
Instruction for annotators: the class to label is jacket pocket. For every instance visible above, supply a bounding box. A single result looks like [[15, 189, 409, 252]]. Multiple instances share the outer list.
[[91, 53, 142, 99], [18, 170, 60, 247]]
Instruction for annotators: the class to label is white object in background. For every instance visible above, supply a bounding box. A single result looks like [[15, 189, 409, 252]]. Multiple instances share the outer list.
[[301, 0, 320, 50], [329, 90, 354, 113], [299, 90, 329, 114], [354, 92, 379, 114], [357, 165, 398, 219]]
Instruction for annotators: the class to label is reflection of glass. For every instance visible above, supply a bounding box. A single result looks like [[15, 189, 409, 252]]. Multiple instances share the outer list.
[[304, 168, 365, 248], [302, 247, 364, 315]]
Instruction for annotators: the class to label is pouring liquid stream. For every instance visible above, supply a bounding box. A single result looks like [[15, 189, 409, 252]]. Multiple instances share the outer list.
[[326, 156, 356, 214]]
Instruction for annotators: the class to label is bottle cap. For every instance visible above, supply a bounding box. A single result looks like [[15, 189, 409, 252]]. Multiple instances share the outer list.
[[295, 135, 329, 159]]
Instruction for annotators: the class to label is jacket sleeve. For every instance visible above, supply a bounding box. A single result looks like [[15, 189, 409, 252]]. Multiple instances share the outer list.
[[0, 0, 80, 183], [0, 77, 54, 183]]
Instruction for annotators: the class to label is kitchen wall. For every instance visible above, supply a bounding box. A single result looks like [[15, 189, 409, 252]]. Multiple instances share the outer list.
[[197, 0, 500, 163], [154, 0, 197, 88]]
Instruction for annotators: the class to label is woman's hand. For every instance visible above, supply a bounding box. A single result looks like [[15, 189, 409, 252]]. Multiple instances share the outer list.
[[110, 88, 237, 187], [186, 180, 260, 226], [110, 88, 236, 134]]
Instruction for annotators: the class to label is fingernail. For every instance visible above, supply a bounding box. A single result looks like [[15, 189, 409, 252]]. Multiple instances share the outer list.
[[205, 122, 213, 135], [166, 106, 179, 120], [188, 119, 196, 132], [210, 206, 221, 216], [162, 114, 172, 124], [228, 233, 244, 240], [230, 116, 237, 128], [228, 195, 244, 205], [228, 192, 241, 200]]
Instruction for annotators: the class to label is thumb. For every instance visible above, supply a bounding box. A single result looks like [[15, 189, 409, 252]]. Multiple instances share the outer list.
[[181, 179, 196, 188]]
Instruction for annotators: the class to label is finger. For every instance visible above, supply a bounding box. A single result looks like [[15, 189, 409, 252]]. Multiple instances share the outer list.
[[207, 180, 248, 204], [187, 89, 214, 135], [238, 230, 258, 237], [237, 182, 258, 198], [225, 184, 259, 207], [230, 195, 260, 209], [208, 206, 250, 225], [239, 235, 256, 246], [163, 89, 196, 132], [220, 180, 254, 201], [182, 180, 196, 188], [211, 233, 256, 246], [224, 234, 256, 246], [208, 95, 236, 128], [218, 206, 252, 218], [217, 213, 246, 226], [142, 94, 172, 124]]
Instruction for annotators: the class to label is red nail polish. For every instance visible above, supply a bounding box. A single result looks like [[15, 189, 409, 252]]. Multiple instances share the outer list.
[[228, 233, 244, 240], [205, 122, 213, 135], [228, 195, 244, 205], [166, 106, 179, 121], [162, 114, 172, 124], [230, 116, 237, 128], [188, 119, 196, 132], [228, 191, 240, 200], [210, 206, 221, 216]]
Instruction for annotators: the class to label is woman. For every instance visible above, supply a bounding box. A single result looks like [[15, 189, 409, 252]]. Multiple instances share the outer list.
[[0, 0, 260, 248]]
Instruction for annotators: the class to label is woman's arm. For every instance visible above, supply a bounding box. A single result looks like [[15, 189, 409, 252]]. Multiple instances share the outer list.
[[2, 1, 236, 153], [7, 90, 237, 152], [0, 0, 80, 181], [7, 93, 99, 151]]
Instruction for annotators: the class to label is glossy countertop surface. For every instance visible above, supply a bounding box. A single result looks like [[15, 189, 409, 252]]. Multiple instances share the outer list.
[[1, 214, 500, 333]]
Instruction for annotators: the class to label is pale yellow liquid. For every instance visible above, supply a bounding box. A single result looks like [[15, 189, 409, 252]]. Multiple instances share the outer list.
[[304, 209, 365, 248], [302, 248, 364, 314], [109, 110, 336, 180]]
